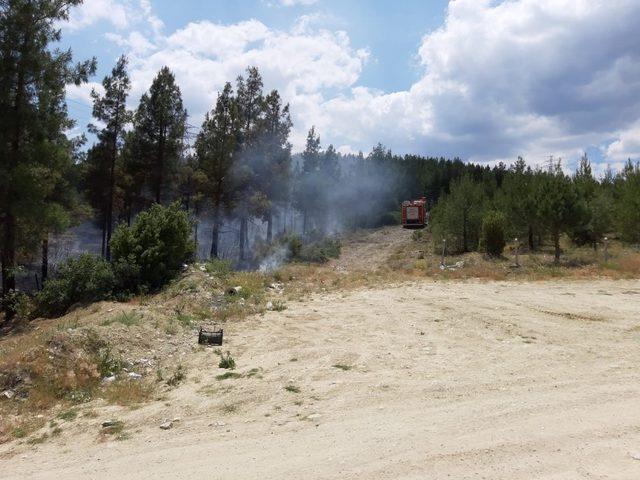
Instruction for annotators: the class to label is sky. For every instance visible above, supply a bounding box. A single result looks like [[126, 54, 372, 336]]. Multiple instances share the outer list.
[[61, 0, 640, 174]]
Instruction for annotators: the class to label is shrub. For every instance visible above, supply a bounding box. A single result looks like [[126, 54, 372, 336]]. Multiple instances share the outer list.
[[480, 211, 507, 257], [218, 352, 236, 369], [36, 253, 115, 317], [110, 202, 195, 293], [205, 258, 232, 279], [298, 237, 341, 263]]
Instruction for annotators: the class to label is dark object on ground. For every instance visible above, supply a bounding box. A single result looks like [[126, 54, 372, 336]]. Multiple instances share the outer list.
[[198, 326, 223, 345]]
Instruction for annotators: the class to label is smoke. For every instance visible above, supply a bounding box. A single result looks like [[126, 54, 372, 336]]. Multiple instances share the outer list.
[[258, 244, 290, 272]]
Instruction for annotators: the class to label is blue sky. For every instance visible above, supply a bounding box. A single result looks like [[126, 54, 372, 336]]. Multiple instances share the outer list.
[[62, 0, 640, 174]]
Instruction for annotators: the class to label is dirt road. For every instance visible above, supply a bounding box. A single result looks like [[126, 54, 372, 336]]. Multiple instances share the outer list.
[[3, 279, 640, 479]]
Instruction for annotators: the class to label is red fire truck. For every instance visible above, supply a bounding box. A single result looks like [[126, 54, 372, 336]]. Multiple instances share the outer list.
[[401, 197, 427, 229]]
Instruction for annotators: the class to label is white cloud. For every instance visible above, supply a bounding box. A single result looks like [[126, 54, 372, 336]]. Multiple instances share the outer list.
[[107, 17, 368, 150], [66, 0, 129, 31], [79, 0, 640, 165], [606, 122, 640, 162]]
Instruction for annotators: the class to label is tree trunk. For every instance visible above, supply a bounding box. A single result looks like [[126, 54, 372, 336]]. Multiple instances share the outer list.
[[41, 234, 49, 285], [1, 213, 17, 297], [210, 207, 220, 259], [101, 213, 107, 258], [553, 230, 561, 264], [239, 217, 247, 263], [462, 211, 468, 252], [266, 212, 273, 244], [302, 211, 308, 236], [528, 225, 535, 251], [156, 129, 164, 204]]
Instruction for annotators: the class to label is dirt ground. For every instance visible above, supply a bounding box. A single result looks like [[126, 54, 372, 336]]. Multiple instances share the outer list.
[[2, 275, 640, 479]]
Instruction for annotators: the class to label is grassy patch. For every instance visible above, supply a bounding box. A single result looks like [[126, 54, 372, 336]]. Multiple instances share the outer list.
[[332, 364, 352, 371], [102, 311, 141, 327], [102, 380, 153, 406], [216, 372, 243, 381], [166, 364, 186, 387], [58, 409, 78, 421], [218, 352, 236, 369], [270, 300, 287, 312], [284, 385, 301, 393]]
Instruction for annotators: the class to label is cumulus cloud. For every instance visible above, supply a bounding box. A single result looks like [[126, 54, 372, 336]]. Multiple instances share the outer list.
[[69, 0, 640, 166], [313, 0, 640, 164], [66, 0, 129, 31]]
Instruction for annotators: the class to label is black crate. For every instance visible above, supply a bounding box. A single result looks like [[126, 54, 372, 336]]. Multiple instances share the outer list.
[[198, 327, 223, 345]]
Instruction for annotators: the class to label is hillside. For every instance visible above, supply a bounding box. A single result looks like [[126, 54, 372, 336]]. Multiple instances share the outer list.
[[1, 228, 640, 479]]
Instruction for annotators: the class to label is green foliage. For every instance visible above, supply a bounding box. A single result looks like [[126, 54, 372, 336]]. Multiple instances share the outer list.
[[218, 352, 236, 370], [0, 0, 96, 317], [36, 254, 115, 317], [298, 237, 342, 263], [110, 202, 195, 293], [480, 211, 507, 257], [431, 174, 484, 254], [616, 160, 640, 243], [166, 364, 185, 386], [205, 258, 233, 279]]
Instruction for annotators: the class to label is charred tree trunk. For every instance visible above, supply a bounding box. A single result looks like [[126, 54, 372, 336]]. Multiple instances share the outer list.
[[210, 206, 221, 259], [266, 212, 273, 244], [238, 217, 247, 263], [1, 214, 17, 298], [553, 230, 561, 264], [41, 234, 49, 285], [528, 225, 535, 251]]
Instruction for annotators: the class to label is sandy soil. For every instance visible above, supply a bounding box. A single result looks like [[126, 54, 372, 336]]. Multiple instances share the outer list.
[[3, 276, 640, 479]]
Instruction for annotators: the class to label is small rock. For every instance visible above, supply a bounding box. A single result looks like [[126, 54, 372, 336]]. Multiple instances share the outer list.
[[227, 286, 242, 295], [128, 372, 142, 380], [199, 265, 206, 271], [266, 301, 274, 311], [102, 420, 118, 428], [212, 421, 226, 427], [172, 417, 181, 423], [307, 413, 322, 420], [101, 376, 116, 385], [631, 452, 640, 461], [1, 389, 14, 399], [160, 420, 173, 430]]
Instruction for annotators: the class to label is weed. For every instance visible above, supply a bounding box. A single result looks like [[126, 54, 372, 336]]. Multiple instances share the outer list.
[[12, 426, 27, 438], [103, 380, 153, 406], [205, 259, 233, 279], [102, 311, 141, 327], [332, 364, 352, 371], [176, 312, 195, 329], [166, 364, 186, 387], [27, 433, 49, 445], [216, 372, 242, 381], [246, 368, 261, 378], [284, 385, 300, 393], [271, 300, 287, 312], [96, 345, 123, 377], [221, 403, 238, 414], [290, 357, 298, 362], [218, 352, 236, 369], [58, 409, 78, 421], [164, 319, 179, 336]]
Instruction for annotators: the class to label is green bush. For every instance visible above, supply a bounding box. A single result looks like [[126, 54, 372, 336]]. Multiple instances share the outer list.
[[36, 253, 115, 317], [110, 203, 195, 293], [480, 211, 507, 257], [298, 237, 341, 263]]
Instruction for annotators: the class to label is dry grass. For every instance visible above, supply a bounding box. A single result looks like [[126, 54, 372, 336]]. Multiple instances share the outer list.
[[102, 380, 154, 406]]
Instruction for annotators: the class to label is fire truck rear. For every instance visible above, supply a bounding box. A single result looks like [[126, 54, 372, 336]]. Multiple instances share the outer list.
[[401, 197, 427, 229]]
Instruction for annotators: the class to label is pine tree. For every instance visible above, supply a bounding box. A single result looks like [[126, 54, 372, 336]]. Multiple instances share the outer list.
[[259, 89, 292, 243], [537, 161, 581, 263], [132, 66, 187, 204], [294, 127, 322, 234], [89, 55, 132, 260], [616, 160, 640, 243], [234, 66, 265, 262], [0, 0, 95, 317], [195, 82, 239, 258]]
